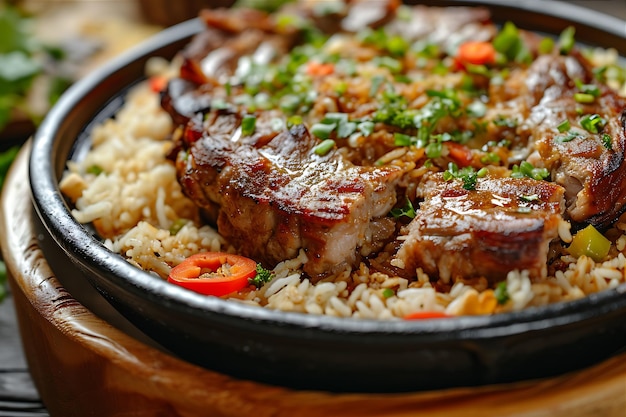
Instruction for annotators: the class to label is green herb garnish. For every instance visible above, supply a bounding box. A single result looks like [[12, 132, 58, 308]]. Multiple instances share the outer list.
[[558, 26, 576, 55], [249, 264, 275, 288], [602, 134, 613, 150], [443, 163, 485, 191], [382, 288, 395, 298], [390, 198, 416, 220], [557, 119, 571, 133], [511, 161, 550, 181], [495, 281, 510, 305], [580, 113, 606, 134], [313, 139, 335, 156], [241, 114, 257, 136], [169, 218, 188, 236]]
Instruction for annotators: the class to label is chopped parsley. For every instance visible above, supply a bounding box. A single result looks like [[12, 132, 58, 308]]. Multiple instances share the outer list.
[[390, 198, 416, 220], [443, 163, 487, 190], [249, 264, 275, 288]]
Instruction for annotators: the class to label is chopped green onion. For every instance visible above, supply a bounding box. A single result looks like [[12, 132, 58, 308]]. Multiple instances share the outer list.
[[495, 281, 510, 305], [574, 93, 596, 103], [357, 121, 375, 137], [86, 165, 104, 175], [394, 132, 413, 147], [425, 141, 443, 159], [493, 116, 518, 128], [519, 194, 539, 202], [480, 152, 500, 164], [337, 121, 357, 138], [382, 288, 395, 298], [580, 113, 606, 134], [517, 207, 532, 213], [557, 119, 571, 133], [558, 26, 576, 55], [602, 134, 613, 150], [169, 218, 188, 236], [241, 114, 256, 136], [492, 21, 531, 63], [313, 139, 335, 155], [311, 122, 335, 139], [287, 115, 303, 127], [511, 161, 550, 180], [557, 130, 582, 143], [575, 80, 601, 97], [538, 37, 554, 54]]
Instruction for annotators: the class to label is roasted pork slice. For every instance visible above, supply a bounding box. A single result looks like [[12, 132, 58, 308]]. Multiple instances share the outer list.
[[520, 53, 626, 229], [175, 118, 401, 278], [394, 173, 565, 284]]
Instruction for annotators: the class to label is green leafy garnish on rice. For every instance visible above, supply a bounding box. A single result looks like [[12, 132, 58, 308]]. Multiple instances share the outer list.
[[494, 282, 509, 305], [249, 264, 275, 288]]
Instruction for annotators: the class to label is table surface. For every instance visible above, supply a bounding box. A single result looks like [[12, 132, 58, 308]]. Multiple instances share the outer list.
[[1, 1, 626, 416]]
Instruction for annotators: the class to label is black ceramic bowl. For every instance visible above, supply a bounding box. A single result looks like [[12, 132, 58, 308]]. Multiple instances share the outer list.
[[29, 0, 626, 393]]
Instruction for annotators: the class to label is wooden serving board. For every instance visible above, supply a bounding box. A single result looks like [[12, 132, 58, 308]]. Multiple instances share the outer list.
[[2, 143, 625, 417]]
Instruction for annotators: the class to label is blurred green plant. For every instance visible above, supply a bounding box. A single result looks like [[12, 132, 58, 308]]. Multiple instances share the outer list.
[[0, 5, 71, 132]]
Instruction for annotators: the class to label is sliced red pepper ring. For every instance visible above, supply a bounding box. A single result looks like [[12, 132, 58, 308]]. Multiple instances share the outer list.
[[404, 311, 450, 320], [167, 252, 257, 297]]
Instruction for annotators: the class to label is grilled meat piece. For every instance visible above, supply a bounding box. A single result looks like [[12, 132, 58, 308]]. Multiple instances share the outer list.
[[175, 115, 401, 278], [395, 173, 565, 283], [521, 53, 626, 229]]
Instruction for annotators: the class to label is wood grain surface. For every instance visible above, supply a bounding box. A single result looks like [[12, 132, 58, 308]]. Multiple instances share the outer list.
[[2, 143, 626, 416]]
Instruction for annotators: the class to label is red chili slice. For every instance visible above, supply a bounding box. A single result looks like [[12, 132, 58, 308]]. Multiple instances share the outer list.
[[404, 311, 450, 320], [167, 252, 257, 297]]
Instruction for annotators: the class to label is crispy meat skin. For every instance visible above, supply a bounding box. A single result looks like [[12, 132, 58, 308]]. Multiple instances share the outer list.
[[177, 116, 401, 278], [395, 174, 565, 283]]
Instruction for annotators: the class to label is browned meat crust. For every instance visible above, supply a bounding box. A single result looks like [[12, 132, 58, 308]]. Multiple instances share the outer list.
[[176, 112, 401, 278], [395, 173, 565, 283]]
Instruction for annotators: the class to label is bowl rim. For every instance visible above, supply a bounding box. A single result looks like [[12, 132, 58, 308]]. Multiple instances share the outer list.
[[29, 0, 626, 341]]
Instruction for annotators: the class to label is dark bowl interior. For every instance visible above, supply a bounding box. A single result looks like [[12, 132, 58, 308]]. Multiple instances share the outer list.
[[29, 0, 626, 393]]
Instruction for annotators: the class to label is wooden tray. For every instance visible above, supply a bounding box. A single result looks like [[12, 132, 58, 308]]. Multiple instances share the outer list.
[[2, 143, 625, 416]]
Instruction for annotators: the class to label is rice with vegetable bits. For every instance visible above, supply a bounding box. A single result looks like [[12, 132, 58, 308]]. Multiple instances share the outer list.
[[60, 1, 626, 320]]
